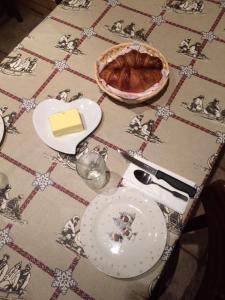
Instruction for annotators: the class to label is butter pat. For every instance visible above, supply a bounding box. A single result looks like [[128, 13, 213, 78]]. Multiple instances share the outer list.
[[49, 108, 84, 137]]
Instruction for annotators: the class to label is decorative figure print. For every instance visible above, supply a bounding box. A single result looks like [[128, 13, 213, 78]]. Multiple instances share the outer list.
[[126, 114, 162, 143], [193, 153, 218, 174], [182, 96, 225, 123], [56, 35, 83, 55], [164, 0, 204, 14], [105, 20, 147, 41], [46, 142, 108, 171], [0, 54, 37, 76], [178, 38, 208, 59], [57, 216, 87, 258], [60, 0, 92, 10], [109, 212, 137, 243], [0, 256, 32, 299], [0, 180, 25, 224], [0, 255, 9, 282], [0, 106, 20, 134], [48, 88, 83, 102]]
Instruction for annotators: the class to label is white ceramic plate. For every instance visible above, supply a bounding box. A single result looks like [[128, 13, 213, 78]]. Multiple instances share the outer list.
[[32, 98, 102, 154], [81, 187, 167, 278], [0, 116, 5, 144]]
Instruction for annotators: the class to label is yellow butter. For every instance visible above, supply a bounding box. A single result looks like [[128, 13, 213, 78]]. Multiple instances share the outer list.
[[49, 108, 84, 137]]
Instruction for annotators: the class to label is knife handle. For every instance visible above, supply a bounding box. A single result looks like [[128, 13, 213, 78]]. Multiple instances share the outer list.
[[156, 170, 197, 198]]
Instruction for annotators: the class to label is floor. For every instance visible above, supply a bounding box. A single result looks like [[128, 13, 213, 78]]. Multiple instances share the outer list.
[[0, 4, 225, 300]]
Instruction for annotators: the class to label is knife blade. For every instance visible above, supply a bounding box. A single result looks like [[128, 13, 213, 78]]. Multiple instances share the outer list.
[[119, 150, 197, 198]]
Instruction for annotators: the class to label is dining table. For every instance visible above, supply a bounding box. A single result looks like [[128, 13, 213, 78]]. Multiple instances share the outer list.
[[0, 0, 225, 299]]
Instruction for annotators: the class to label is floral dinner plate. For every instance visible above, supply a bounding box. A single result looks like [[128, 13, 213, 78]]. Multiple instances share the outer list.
[[80, 187, 167, 278], [0, 116, 5, 144]]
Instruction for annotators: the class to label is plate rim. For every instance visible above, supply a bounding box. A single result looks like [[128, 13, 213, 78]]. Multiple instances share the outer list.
[[81, 186, 167, 278], [0, 116, 5, 144]]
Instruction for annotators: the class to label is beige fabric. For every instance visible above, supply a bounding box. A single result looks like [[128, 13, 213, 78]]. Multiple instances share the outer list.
[[0, 0, 224, 299]]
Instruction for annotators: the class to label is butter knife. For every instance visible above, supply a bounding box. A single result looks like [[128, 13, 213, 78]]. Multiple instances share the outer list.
[[118, 150, 197, 198]]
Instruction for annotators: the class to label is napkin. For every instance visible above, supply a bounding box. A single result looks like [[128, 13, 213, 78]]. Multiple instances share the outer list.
[[122, 155, 197, 214]]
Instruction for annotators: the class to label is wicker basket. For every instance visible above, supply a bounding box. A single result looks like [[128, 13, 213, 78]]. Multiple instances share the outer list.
[[95, 42, 169, 105]]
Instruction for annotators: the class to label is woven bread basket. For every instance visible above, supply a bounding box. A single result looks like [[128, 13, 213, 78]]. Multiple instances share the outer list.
[[95, 42, 169, 105]]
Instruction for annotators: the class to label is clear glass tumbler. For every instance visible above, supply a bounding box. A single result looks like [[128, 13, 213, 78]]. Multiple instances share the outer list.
[[76, 152, 107, 189]]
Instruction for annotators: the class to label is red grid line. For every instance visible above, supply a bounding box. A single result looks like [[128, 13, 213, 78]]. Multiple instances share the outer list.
[[210, 8, 225, 31], [66, 67, 96, 84], [97, 93, 106, 105], [47, 161, 58, 173], [167, 75, 186, 105], [32, 69, 58, 99], [69, 256, 80, 271], [148, 103, 218, 137], [50, 16, 83, 31], [49, 289, 61, 300], [0, 88, 21, 102], [52, 182, 89, 206], [7, 241, 94, 300], [91, 134, 125, 152], [21, 48, 54, 64], [70, 286, 95, 300], [139, 141, 148, 152], [196, 73, 225, 87], [92, 5, 111, 28], [0, 149, 90, 208], [119, 3, 152, 18], [8, 242, 54, 277], [12, 107, 25, 124], [95, 34, 117, 45], [172, 114, 216, 136], [19, 187, 39, 213], [0, 151, 36, 176], [50, 3, 225, 50]]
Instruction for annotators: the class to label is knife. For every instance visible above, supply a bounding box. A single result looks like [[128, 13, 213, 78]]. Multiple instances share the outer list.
[[118, 150, 197, 198]]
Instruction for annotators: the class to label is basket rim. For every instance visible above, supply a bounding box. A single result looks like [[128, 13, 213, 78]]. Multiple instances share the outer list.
[[95, 42, 169, 103]]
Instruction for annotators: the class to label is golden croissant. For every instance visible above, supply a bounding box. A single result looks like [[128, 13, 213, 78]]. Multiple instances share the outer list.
[[99, 50, 163, 93]]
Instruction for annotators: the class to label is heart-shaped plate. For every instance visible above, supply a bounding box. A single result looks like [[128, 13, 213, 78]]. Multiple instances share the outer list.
[[32, 98, 102, 154]]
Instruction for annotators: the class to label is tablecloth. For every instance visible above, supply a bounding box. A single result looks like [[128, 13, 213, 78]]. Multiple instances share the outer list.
[[0, 0, 224, 299]]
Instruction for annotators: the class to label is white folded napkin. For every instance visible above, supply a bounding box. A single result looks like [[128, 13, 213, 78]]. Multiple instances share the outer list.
[[122, 155, 197, 214]]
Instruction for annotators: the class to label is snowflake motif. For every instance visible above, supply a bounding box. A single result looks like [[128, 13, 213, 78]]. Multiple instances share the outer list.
[[107, 0, 119, 7], [14, 43, 23, 52], [0, 228, 13, 249], [216, 131, 225, 144], [156, 105, 174, 120], [127, 149, 144, 158], [81, 27, 96, 38], [32, 172, 53, 191], [219, 0, 225, 8], [151, 15, 165, 26], [161, 245, 174, 261], [201, 31, 217, 42], [52, 268, 77, 295], [179, 65, 196, 78], [53, 60, 69, 73], [20, 98, 36, 112]]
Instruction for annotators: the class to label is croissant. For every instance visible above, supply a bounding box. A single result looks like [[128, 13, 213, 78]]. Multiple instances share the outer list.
[[99, 50, 163, 93]]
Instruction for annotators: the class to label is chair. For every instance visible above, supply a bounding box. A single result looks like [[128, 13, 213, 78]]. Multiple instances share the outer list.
[[0, 0, 23, 22], [150, 180, 225, 300]]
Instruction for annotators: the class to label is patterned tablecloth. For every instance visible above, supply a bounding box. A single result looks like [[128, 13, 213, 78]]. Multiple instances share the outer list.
[[0, 0, 225, 299]]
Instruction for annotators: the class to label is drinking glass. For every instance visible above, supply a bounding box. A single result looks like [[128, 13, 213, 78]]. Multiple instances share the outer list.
[[76, 152, 107, 189]]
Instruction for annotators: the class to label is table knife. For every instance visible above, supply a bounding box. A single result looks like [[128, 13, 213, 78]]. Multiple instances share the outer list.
[[118, 150, 197, 198]]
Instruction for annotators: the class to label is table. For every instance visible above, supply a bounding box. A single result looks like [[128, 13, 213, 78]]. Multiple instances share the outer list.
[[0, 0, 224, 299]]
